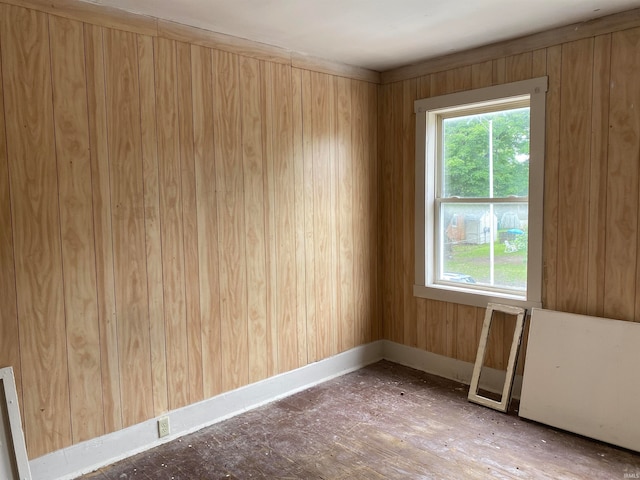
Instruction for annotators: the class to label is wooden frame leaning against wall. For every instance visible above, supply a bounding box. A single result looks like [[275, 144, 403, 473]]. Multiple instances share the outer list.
[[0, 367, 32, 480]]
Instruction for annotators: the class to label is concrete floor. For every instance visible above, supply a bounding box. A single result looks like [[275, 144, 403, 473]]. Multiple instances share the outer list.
[[80, 360, 640, 479]]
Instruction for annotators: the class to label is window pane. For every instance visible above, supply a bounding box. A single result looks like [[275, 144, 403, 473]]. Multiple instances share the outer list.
[[442, 108, 530, 198], [440, 203, 527, 292]]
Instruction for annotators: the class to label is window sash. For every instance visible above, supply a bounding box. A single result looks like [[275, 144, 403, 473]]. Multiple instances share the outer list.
[[414, 76, 548, 309]]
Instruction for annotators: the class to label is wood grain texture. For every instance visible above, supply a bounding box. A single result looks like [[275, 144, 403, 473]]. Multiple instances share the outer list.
[[0, 4, 71, 457], [49, 14, 104, 444], [213, 49, 249, 391], [402, 79, 417, 347], [379, 83, 393, 341], [155, 37, 190, 410], [0, 2, 380, 460], [391, 81, 404, 344], [382, 19, 640, 371], [271, 63, 298, 371], [138, 33, 169, 415], [300, 68, 318, 363], [137, 33, 168, 417], [542, 45, 562, 311], [262, 61, 278, 378], [605, 28, 640, 321], [3, 0, 158, 36], [367, 81, 380, 342], [158, 19, 290, 65], [0, 12, 22, 415], [103, 27, 154, 427], [176, 41, 204, 405], [336, 76, 355, 353], [365, 84, 382, 341], [311, 71, 334, 360], [84, 24, 123, 433], [240, 55, 268, 383], [191, 44, 222, 398], [556, 39, 593, 315], [587, 35, 611, 318], [505, 52, 532, 82], [291, 67, 309, 367], [291, 52, 380, 84], [352, 79, 368, 345]]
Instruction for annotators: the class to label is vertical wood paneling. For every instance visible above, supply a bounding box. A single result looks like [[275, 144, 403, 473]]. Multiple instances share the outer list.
[[605, 28, 640, 321], [271, 63, 298, 370], [402, 79, 417, 347], [0, 3, 381, 460], [383, 23, 640, 370], [352, 80, 367, 345], [49, 14, 103, 443], [471, 60, 493, 89], [587, 35, 611, 318], [311, 71, 333, 359], [104, 27, 154, 427], [291, 68, 308, 366], [262, 61, 278, 377], [155, 37, 190, 410], [367, 81, 380, 342], [0, 11, 22, 415], [137, 33, 168, 416], [0, 4, 71, 457], [5, 0, 640, 459], [337, 76, 355, 352], [505, 52, 532, 82], [84, 24, 122, 433], [240, 55, 268, 383], [557, 39, 593, 314], [213, 49, 249, 391], [543, 45, 562, 310], [391, 81, 404, 344], [415, 76, 431, 351], [455, 305, 478, 364], [379, 83, 393, 341], [301, 69, 318, 363], [176, 42, 204, 404], [328, 76, 340, 356], [191, 44, 222, 398]]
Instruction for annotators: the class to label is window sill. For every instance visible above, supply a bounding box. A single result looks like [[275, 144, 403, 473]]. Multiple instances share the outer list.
[[413, 283, 541, 310]]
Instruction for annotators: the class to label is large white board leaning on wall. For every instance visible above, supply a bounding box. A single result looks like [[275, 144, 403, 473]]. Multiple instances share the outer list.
[[519, 308, 640, 452], [0, 367, 31, 480]]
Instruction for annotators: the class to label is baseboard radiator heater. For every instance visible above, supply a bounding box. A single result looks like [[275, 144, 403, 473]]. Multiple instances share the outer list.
[[519, 308, 640, 453]]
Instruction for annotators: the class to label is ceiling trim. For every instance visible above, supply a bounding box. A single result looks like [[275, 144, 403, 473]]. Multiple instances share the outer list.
[[157, 19, 292, 65], [381, 7, 640, 84], [2, 0, 159, 35], [1, 0, 380, 83]]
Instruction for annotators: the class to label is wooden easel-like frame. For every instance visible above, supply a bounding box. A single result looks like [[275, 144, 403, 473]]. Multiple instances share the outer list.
[[468, 303, 526, 412], [0, 367, 31, 480]]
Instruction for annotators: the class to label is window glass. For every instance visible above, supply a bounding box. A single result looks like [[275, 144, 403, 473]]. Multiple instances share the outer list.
[[414, 77, 547, 308]]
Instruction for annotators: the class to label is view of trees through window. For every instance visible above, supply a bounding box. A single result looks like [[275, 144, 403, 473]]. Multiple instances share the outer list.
[[439, 107, 530, 292]]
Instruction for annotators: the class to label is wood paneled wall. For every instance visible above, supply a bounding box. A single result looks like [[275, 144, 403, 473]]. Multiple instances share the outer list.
[[379, 22, 640, 369], [0, 3, 379, 459]]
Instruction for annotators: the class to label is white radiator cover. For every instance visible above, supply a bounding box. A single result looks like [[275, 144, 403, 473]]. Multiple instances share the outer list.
[[519, 308, 640, 452]]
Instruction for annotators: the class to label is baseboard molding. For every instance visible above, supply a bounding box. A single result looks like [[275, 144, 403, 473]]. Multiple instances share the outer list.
[[380, 340, 523, 400], [30, 340, 520, 480]]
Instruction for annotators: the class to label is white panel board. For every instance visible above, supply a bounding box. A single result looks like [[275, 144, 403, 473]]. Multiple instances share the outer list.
[[519, 308, 640, 452]]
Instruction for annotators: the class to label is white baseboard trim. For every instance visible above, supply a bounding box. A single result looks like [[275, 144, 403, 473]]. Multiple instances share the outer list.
[[379, 340, 523, 400], [30, 340, 520, 480]]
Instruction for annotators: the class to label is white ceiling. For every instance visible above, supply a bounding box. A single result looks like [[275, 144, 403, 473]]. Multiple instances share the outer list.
[[87, 0, 640, 71]]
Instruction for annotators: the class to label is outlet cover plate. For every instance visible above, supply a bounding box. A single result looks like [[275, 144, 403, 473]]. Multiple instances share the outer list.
[[158, 417, 170, 438]]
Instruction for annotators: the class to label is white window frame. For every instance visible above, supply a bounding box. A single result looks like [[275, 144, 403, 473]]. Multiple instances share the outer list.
[[414, 77, 547, 309]]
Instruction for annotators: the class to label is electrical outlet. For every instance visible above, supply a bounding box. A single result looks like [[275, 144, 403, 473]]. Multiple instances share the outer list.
[[158, 416, 170, 438]]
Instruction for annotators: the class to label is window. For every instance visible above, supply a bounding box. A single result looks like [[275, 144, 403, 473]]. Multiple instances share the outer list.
[[414, 77, 547, 308]]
